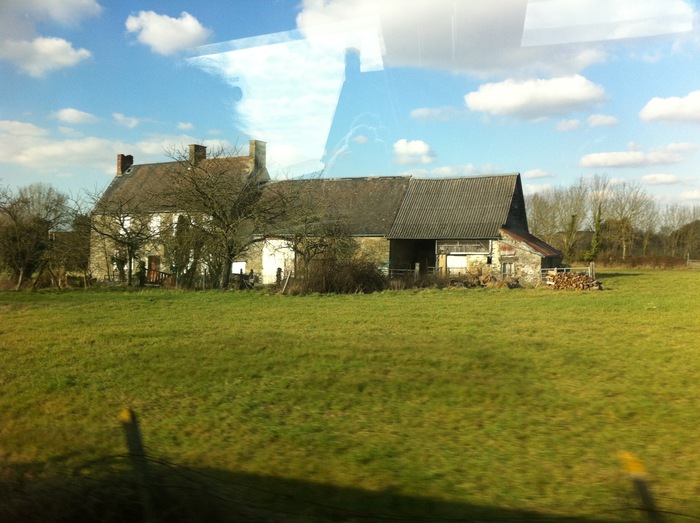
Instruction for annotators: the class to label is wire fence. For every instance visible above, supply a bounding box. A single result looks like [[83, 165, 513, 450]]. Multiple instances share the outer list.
[[3, 410, 700, 523]]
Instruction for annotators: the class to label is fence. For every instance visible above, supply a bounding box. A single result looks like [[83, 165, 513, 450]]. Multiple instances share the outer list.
[[541, 263, 595, 282], [688, 254, 700, 269]]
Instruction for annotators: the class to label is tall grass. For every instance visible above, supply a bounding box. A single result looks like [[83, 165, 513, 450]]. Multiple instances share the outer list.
[[1, 270, 699, 521]]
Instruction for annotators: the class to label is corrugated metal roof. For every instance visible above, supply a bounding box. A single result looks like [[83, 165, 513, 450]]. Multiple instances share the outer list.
[[501, 228, 563, 258], [388, 175, 520, 239], [269, 176, 411, 235]]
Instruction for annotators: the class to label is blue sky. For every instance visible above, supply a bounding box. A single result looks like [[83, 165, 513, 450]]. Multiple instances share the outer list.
[[1, 0, 699, 205]]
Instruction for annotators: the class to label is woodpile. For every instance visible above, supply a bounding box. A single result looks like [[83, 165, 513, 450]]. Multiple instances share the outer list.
[[546, 271, 602, 290]]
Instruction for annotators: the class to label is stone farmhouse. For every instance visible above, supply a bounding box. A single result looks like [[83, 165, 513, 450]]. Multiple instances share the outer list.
[[90, 141, 561, 287]]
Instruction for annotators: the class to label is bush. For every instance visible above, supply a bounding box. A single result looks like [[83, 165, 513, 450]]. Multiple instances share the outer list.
[[301, 258, 387, 294]]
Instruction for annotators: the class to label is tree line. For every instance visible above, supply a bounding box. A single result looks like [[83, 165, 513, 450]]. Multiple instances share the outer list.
[[525, 175, 700, 264]]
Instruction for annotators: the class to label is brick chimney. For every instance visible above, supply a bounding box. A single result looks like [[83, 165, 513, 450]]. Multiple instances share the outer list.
[[189, 144, 207, 165], [116, 154, 133, 176]]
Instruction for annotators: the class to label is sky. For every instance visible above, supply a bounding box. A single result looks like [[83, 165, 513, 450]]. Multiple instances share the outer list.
[[1, 0, 699, 205]]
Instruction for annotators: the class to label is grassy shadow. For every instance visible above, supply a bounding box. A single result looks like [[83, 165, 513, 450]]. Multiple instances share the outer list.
[[1, 456, 639, 523]]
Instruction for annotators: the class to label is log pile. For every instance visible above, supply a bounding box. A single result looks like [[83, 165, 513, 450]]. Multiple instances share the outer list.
[[546, 271, 603, 290]]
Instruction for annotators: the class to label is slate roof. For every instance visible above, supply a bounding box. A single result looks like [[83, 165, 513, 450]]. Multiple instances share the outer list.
[[98, 156, 260, 212], [388, 175, 523, 239], [269, 176, 411, 236]]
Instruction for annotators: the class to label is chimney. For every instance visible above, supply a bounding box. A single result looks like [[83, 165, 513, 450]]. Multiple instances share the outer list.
[[189, 144, 207, 165], [116, 154, 133, 176], [249, 140, 266, 170]]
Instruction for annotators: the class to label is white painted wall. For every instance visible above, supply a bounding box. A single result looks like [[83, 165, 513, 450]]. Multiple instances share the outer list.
[[261, 239, 295, 284]]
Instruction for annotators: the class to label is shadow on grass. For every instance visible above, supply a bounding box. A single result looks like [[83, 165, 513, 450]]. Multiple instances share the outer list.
[[1, 456, 638, 523], [597, 272, 643, 279]]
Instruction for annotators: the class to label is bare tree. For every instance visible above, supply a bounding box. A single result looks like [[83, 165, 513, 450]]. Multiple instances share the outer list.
[[525, 179, 588, 261], [89, 191, 165, 285], [604, 180, 654, 260], [0, 184, 70, 290], [582, 174, 610, 262], [163, 143, 288, 289]]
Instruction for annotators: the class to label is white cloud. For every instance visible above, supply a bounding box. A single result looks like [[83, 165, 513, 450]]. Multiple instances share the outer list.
[[642, 173, 681, 185], [587, 114, 619, 127], [54, 108, 98, 124], [639, 89, 700, 123], [113, 113, 140, 128], [0, 1, 102, 41], [297, 0, 610, 77], [0, 120, 226, 178], [524, 183, 555, 195], [0, 37, 91, 77], [556, 119, 581, 131], [580, 142, 698, 167], [0, 0, 100, 76], [0, 120, 49, 137], [393, 139, 435, 165], [188, 19, 385, 173], [20, 0, 102, 27], [465, 75, 606, 119], [679, 189, 700, 202], [177, 122, 194, 131], [410, 106, 466, 122], [126, 11, 212, 55], [430, 164, 478, 177], [522, 0, 693, 46], [523, 169, 555, 179]]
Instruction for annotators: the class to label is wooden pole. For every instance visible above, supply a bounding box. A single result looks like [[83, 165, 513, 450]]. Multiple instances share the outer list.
[[620, 452, 662, 523], [119, 408, 155, 522]]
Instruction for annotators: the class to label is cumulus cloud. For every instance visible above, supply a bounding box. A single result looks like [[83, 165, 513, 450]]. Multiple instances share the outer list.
[[393, 139, 435, 165], [642, 173, 681, 185], [523, 169, 555, 179], [126, 11, 212, 55], [587, 113, 619, 127], [556, 119, 581, 131], [521, 0, 693, 46], [465, 75, 606, 119], [188, 19, 385, 175], [639, 89, 700, 123], [580, 142, 697, 167], [0, 119, 227, 179], [0, 37, 91, 77], [679, 189, 700, 202], [113, 113, 140, 128], [523, 183, 555, 195], [0, 0, 100, 76], [297, 0, 611, 77], [177, 122, 194, 130], [410, 106, 466, 122], [53, 108, 98, 124], [0, 120, 49, 137]]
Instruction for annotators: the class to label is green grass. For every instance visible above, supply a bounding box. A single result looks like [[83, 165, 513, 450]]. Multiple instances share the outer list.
[[1, 270, 700, 521]]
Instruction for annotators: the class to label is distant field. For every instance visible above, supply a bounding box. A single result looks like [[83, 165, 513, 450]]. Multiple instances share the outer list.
[[1, 270, 700, 522]]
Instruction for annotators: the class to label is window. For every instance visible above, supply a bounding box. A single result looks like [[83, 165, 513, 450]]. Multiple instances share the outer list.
[[502, 262, 514, 276], [437, 239, 490, 254]]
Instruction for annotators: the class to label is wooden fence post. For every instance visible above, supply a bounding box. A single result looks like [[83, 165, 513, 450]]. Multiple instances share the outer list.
[[119, 408, 155, 522], [620, 451, 662, 523]]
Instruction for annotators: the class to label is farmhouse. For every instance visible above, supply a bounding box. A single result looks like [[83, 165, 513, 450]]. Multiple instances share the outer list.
[[253, 173, 562, 286], [90, 141, 561, 287]]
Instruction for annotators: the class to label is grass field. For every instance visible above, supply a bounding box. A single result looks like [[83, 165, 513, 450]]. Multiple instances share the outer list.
[[1, 270, 700, 522]]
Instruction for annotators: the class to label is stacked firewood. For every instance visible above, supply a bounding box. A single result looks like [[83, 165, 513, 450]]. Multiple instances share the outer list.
[[546, 271, 603, 290]]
